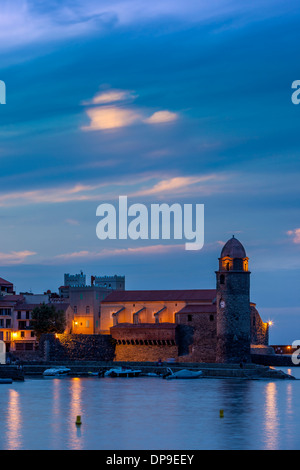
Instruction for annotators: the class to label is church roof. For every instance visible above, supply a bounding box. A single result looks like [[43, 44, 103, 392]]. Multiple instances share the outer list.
[[102, 289, 216, 303], [220, 236, 247, 259]]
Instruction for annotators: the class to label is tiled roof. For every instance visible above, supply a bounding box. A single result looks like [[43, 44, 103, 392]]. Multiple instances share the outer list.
[[0, 277, 13, 286], [177, 304, 217, 314], [102, 289, 216, 303]]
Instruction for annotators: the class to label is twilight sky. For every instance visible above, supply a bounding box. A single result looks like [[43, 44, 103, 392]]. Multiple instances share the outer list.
[[0, 0, 300, 343]]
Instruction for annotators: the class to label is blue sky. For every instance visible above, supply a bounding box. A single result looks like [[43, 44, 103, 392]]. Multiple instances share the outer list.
[[0, 0, 300, 343]]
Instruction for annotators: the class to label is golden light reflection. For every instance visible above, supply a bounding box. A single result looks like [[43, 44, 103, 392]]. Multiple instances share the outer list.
[[50, 378, 63, 448], [68, 378, 84, 450], [264, 382, 278, 450], [6, 389, 22, 450]]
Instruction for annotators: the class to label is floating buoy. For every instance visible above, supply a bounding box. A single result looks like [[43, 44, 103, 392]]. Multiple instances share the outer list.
[[76, 415, 82, 426], [219, 409, 224, 418]]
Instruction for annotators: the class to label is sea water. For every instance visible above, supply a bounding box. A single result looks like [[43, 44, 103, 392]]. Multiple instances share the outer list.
[[0, 367, 299, 450]]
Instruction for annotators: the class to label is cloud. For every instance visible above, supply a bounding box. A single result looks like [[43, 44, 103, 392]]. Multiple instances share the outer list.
[[133, 174, 225, 197], [0, 0, 290, 53], [54, 244, 184, 262], [0, 171, 231, 207], [82, 88, 179, 131], [0, 183, 103, 207], [0, 0, 117, 51], [144, 111, 178, 124], [82, 89, 137, 106], [287, 229, 300, 244], [0, 250, 36, 266], [65, 218, 80, 226], [82, 106, 142, 131]]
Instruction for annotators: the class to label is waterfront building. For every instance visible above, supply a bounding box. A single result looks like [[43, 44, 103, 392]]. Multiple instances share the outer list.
[[0, 280, 73, 354], [100, 237, 269, 363], [59, 272, 126, 334]]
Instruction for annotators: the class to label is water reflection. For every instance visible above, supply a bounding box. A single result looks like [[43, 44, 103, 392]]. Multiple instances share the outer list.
[[264, 382, 278, 450], [68, 378, 84, 450], [6, 389, 22, 450], [0, 375, 299, 450]]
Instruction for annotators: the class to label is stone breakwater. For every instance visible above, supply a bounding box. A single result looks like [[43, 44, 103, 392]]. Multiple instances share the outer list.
[[1, 361, 295, 380]]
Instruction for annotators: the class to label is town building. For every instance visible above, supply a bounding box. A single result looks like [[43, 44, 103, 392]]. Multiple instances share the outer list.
[[59, 272, 126, 334]]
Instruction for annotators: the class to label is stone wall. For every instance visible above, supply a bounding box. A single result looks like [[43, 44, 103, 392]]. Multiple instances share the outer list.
[[114, 343, 178, 362], [250, 305, 269, 345], [39, 333, 116, 361], [176, 316, 217, 363]]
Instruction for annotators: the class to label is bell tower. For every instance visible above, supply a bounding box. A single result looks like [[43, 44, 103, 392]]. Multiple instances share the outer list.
[[216, 236, 251, 363]]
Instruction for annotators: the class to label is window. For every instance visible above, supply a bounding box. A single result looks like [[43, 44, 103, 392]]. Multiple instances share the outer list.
[[17, 311, 22, 319], [6, 319, 11, 328], [86, 320, 90, 328], [73, 306, 77, 313], [20, 331, 25, 338], [220, 274, 225, 285], [0, 308, 11, 316], [26, 311, 30, 320], [187, 315, 192, 322], [210, 315, 214, 322], [86, 306, 90, 314], [31, 331, 35, 338]]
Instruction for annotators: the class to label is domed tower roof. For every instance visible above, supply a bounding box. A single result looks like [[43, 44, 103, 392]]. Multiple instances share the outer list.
[[221, 236, 247, 259]]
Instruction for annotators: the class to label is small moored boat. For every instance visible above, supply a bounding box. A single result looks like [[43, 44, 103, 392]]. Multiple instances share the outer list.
[[163, 368, 203, 380], [43, 367, 71, 377], [104, 367, 142, 377]]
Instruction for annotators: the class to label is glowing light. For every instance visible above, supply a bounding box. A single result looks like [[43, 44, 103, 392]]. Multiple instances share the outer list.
[[268, 321, 273, 326]]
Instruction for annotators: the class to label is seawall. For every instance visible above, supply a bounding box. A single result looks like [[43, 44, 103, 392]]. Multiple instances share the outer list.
[[1, 361, 294, 380]]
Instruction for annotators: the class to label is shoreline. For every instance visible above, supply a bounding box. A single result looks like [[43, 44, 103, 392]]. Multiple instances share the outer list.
[[0, 361, 296, 380]]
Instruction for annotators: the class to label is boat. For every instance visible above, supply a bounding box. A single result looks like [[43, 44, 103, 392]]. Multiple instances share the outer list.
[[0, 378, 13, 384], [104, 367, 142, 377], [43, 367, 71, 377], [163, 368, 203, 379]]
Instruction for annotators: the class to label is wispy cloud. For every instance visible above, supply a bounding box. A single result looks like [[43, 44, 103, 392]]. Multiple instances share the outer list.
[[0, 250, 36, 266], [0, 183, 103, 207], [0, 171, 232, 207], [133, 174, 227, 197], [82, 89, 137, 106], [54, 244, 184, 263], [0, 0, 290, 52]]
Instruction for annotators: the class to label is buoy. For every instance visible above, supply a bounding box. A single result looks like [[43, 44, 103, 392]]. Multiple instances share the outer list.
[[219, 409, 224, 418], [76, 415, 82, 426]]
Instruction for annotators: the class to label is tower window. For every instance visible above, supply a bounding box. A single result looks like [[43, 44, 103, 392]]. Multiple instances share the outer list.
[[226, 262, 230, 271], [187, 315, 192, 322], [210, 315, 214, 322], [220, 274, 225, 285]]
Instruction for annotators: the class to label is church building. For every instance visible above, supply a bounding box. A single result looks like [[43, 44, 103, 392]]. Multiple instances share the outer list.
[[100, 237, 269, 363]]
